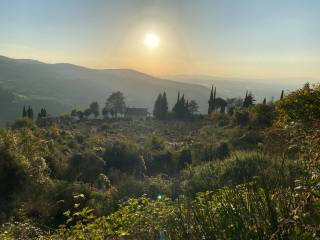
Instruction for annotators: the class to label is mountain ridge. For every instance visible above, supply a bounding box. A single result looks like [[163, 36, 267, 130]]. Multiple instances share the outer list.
[[0, 55, 212, 125]]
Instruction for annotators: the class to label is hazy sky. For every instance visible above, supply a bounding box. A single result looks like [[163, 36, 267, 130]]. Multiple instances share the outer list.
[[1, 0, 319, 79]]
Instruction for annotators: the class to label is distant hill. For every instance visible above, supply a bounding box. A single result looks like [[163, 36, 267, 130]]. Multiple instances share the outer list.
[[0, 55, 211, 125]]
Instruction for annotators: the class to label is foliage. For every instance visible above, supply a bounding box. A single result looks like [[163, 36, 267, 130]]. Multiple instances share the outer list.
[[68, 152, 106, 183], [89, 101, 100, 118], [0, 220, 48, 240], [0, 129, 50, 219], [232, 109, 250, 127], [153, 92, 168, 120], [181, 151, 302, 196], [276, 83, 320, 124], [12, 118, 37, 129], [172, 93, 190, 119], [1, 85, 320, 239], [251, 103, 275, 128], [104, 91, 126, 118], [242, 91, 255, 108], [177, 148, 192, 170], [188, 100, 199, 114], [52, 176, 319, 239], [104, 141, 146, 177]]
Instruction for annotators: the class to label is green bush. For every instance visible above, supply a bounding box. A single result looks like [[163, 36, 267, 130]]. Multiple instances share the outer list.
[[276, 83, 320, 124], [251, 103, 275, 128], [103, 141, 146, 177], [181, 151, 302, 196], [215, 142, 230, 159], [144, 150, 174, 176], [51, 177, 319, 239], [68, 152, 106, 183], [232, 109, 250, 127], [11, 118, 37, 129]]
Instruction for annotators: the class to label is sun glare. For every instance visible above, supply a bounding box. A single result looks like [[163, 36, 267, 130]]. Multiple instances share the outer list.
[[145, 34, 159, 48]]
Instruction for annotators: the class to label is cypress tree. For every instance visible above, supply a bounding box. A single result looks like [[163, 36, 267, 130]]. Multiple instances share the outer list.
[[280, 90, 284, 100], [263, 98, 266, 105], [22, 106, 27, 118], [27, 106, 34, 119], [172, 92, 180, 113], [208, 85, 214, 114], [208, 86, 217, 114], [161, 92, 168, 119], [153, 93, 162, 120], [213, 87, 217, 111], [173, 93, 190, 119], [30, 108, 34, 119]]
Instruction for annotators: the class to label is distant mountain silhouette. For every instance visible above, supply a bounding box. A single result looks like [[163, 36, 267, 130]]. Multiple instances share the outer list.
[[0, 55, 211, 125]]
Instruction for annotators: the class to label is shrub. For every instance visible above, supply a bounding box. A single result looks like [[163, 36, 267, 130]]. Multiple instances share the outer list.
[[177, 148, 192, 170], [181, 151, 302, 196], [251, 103, 275, 128], [232, 109, 250, 127], [52, 179, 319, 239], [144, 150, 174, 176], [215, 142, 230, 160], [68, 152, 106, 183], [11, 118, 36, 129], [231, 130, 261, 149], [104, 141, 146, 177], [276, 83, 320, 124]]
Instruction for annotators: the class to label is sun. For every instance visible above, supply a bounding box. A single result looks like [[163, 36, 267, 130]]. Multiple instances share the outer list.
[[145, 34, 159, 48]]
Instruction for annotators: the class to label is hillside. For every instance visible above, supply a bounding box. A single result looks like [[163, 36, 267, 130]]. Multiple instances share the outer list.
[[0, 83, 319, 238], [0, 55, 211, 125]]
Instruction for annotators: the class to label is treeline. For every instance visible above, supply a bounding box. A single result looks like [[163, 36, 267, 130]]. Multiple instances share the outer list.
[[71, 91, 126, 120], [153, 92, 199, 120], [18, 86, 284, 125]]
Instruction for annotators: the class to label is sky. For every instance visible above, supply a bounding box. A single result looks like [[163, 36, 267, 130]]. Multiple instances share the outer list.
[[0, 0, 319, 79]]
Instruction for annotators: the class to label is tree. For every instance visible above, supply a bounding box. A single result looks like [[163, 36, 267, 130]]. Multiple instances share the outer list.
[[89, 102, 100, 118], [27, 106, 34, 119], [280, 90, 284, 100], [172, 92, 189, 119], [262, 98, 267, 105], [153, 92, 168, 120], [105, 91, 126, 118], [37, 108, 48, 126], [38, 108, 47, 118], [161, 92, 168, 118], [276, 83, 320, 124], [102, 107, 109, 119], [71, 109, 78, 117], [22, 106, 27, 118], [188, 100, 199, 114], [153, 93, 163, 120], [77, 110, 84, 120], [83, 108, 92, 118], [208, 86, 216, 114], [172, 92, 180, 113], [243, 91, 255, 108]]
